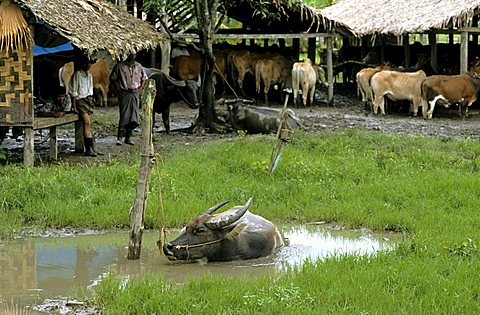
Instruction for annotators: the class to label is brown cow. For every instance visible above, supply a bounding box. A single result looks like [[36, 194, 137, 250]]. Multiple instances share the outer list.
[[356, 66, 388, 112], [370, 70, 426, 116], [227, 50, 265, 97], [421, 72, 480, 119], [255, 54, 292, 106], [291, 58, 317, 108], [59, 58, 111, 107], [170, 49, 228, 92]]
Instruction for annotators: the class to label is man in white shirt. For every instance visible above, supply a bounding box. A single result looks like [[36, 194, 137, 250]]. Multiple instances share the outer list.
[[70, 56, 102, 157]]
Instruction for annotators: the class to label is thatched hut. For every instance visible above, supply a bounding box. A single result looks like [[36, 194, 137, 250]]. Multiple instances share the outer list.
[[0, 0, 166, 166], [320, 0, 480, 72]]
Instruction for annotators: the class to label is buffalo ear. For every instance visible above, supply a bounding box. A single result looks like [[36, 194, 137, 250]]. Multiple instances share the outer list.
[[224, 222, 247, 240]]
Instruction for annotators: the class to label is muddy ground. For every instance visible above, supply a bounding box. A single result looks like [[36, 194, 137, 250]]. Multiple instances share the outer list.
[[2, 88, 480, 165]]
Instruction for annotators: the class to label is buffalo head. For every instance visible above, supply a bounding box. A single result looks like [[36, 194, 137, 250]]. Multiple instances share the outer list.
[[180, 77, 201, 109], [163, 197, 284, 262]]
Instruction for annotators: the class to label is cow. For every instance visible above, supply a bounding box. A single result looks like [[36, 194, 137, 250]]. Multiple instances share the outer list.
[[291, 58, 317, 108], [171, 50, 229, 94], [59, 58, 111, 107], [370, 70, 427, 116], [222, 102, 302, 134], [227, 50, 265, 97], [162, 197, 284, 262], [421, 73, 480, 119], [148, 70, 200, 134], [254, 55, 292, 106], [356, 66, 389, 112]]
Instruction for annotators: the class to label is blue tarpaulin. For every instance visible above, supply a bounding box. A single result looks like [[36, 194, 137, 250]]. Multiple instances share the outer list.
[[34, 42, 74, 56]]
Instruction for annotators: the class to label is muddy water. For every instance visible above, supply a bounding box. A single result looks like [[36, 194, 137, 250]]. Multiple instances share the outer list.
[[0, 225, 399, 313]]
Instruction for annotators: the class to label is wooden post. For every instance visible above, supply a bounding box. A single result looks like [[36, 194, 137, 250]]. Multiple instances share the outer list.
[[428, 32, 438, 73], [308, 37, 317, 63], [74, 120, 84, 153], [403, 34, 411, 67], [292, 38, 300, 61], [160, 39, 171, 75], [460, 31, 469, 74], [24, 127, 34, 167], [127, 79, 156, 260], [326, 34, 334, 106], [49, 126, 57, 160]]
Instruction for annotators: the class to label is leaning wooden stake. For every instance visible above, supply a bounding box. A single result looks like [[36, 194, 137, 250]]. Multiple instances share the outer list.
[[128, 79, 156, 260]]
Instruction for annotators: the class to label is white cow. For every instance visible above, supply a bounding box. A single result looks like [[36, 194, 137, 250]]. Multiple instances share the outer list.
[[370, 70, 426, 116], [291, 58, 317, 108]]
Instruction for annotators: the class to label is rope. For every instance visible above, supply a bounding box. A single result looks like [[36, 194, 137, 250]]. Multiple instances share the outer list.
[[215, 62, 239, 99], [174, 238, 223, 249]]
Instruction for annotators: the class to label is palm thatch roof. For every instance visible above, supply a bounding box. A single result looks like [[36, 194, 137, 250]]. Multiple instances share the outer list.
[[321, 0, 480, 37], [163, 0, 352, 36], [12, 0, 166, 60]]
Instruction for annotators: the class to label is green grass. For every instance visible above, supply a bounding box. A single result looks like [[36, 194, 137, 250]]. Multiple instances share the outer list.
[[3, 128, 480, 313]]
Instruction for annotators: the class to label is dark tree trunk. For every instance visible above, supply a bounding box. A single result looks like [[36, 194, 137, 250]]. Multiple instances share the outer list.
[[192, 0, 221, 133]]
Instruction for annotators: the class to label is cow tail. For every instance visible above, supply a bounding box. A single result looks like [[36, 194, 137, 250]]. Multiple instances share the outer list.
[[255, 62, 261, 94]]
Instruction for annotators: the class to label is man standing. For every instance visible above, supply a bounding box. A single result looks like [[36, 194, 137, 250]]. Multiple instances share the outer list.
[[70, 56, 101, 157], [110, 53, 147, 145]]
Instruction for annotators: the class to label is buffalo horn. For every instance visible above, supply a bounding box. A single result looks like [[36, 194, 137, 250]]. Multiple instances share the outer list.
[[202, 200, 230, 215], [197, 75, 202, 87], [205, 197, 252, 229]]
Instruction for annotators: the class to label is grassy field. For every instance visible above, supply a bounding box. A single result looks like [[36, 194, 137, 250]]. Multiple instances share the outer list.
[[2, 129, 480, 313]]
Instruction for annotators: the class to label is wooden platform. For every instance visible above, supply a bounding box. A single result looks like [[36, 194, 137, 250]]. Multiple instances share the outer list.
[[22, 113, 83, 166]]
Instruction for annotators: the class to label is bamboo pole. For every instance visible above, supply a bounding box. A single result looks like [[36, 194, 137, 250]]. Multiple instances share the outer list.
[[127, 79, 156, 260]]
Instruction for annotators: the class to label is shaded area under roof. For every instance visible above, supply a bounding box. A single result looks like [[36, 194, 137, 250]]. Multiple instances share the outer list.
[[163, 0, 354, 37], [14, 0, 167, 60], [320, 0, 480, 37]]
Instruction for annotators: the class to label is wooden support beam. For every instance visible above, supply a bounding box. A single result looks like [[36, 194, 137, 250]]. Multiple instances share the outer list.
[[160, 39, 171, 75], [460, 31, 469, 73], [75, 120, 84, 153], [308, 37, 316, 63], [326, 35, 334, 106], [428, 32, 438, 73], [49, 126, 57, 160], [403, 34, 411, 67], [24, 127, 34, 167], [173, 32, 339, 40]]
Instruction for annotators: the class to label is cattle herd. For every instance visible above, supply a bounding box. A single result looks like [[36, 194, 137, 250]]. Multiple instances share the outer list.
[[30, 42, 480, 135], [357, 59, 480, 119]]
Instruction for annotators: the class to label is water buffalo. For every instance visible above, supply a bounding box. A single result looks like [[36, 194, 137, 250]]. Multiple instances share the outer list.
[[147, 70, 200, 133], [163, 197, 284, 262], [222, 102, 303, 134]]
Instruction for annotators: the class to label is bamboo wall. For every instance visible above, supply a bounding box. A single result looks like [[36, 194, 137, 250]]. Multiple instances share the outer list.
[[0, 49, 33, 126]]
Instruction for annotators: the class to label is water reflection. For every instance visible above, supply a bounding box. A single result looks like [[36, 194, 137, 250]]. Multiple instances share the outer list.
[[0, 225, 400, 312]]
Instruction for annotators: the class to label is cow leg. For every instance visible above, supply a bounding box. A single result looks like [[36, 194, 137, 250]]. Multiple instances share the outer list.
[[162, 109, 171, 134], [427, 100, 436, 119], [308, 87, 315, 108], [421, 98, 428, 119], [264, 82, 270, 107]]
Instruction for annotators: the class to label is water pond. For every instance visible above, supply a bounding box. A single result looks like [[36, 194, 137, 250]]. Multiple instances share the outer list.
[[0, 224, 401, 313]]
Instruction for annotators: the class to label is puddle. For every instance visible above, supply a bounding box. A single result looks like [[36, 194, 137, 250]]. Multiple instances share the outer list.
[[0, 225, 400, 313]]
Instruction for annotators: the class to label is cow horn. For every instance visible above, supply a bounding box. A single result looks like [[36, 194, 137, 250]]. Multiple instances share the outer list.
[[202, 200, 229, 215], [205, 197, 252, 229], [197, 75, 201, 87]]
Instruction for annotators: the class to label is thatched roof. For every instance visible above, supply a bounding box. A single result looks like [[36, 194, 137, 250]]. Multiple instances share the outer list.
[[13, 0, 166, 60], [321, 0, 480, 37], [222, 1, 341, 34], [163, 0, 352, 36]]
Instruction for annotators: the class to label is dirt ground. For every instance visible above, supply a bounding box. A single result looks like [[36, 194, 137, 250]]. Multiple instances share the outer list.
[[2, 88, 480, 165]]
